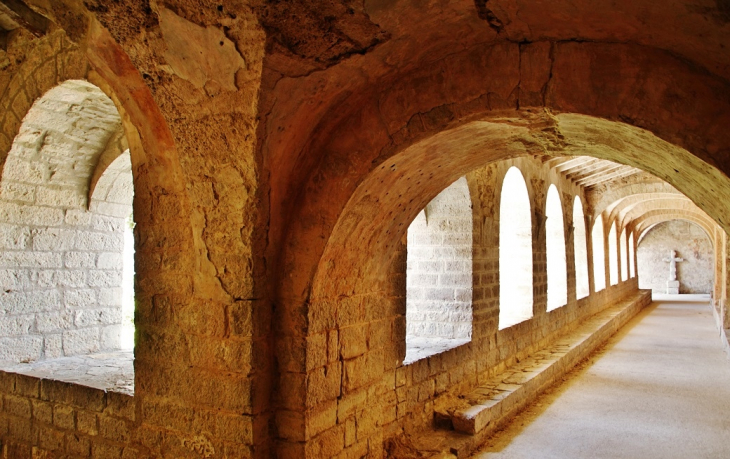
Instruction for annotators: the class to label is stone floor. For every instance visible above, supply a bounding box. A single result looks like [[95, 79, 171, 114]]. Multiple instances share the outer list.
[[404, 336, 471, 365], [0, 350, 134, 395], [471, 293, 730, 459]]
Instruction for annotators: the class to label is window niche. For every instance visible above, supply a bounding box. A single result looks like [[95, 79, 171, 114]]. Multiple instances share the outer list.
[[0, 80, 135, 373], [608, 221, 619, 286], [573, 197, 590, 299], [546, 185, 567, 311], [592, 214, 607, 292], [499, 167, 533, 329], [404, 177, 472, 363]]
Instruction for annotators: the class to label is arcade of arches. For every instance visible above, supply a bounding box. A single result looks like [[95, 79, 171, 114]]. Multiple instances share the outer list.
[[0, 1, 729, 458]]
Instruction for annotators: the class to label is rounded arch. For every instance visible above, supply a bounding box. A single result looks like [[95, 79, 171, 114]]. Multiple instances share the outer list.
[[545, 184, 567, 311], [635, 212, 717, 247], [606, 193, 686, 227], [286, 43, 730, 441], [0, 20, 194, 385], [613, 196, 703, 230], [499, 167, 533, 328], [592, 214, 607, 292], [608, 220, 619, 286], [0, 79, 134, 361], [620, 228, 628, 282], [307, 112, 730, 305], [590, 179, 680, 221], [629, 231, 636, 278], [405, 176, 472, 356], [573, 196, 590, 299]]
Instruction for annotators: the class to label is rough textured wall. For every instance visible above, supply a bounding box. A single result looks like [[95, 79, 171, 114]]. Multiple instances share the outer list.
[[0, 81, 132, 363], [638, 220, 713, 293], [406, 177, 472, 341]]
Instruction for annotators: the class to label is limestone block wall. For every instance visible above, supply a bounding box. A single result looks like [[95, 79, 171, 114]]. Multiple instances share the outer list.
[[378, 157, 643, 442], [0, 81, 133, 363], [637, 220, 713, 293], [406, 177, 472, 340], [0, 372, 140, 458], [298, 156, 642, 453]]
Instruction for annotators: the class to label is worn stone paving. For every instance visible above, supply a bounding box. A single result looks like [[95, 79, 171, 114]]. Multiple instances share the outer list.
[[470, 294, 730, 459], [0, 350, 134, 395]]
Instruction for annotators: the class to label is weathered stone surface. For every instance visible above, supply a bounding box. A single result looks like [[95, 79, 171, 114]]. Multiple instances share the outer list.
[[0, 1, 729, 457]]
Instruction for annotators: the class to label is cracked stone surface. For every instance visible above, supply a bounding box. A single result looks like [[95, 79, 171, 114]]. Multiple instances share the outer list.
[[0, 350, 134, 395]]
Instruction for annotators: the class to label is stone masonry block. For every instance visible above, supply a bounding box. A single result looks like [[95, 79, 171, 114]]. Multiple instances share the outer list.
[[340, 325, 368, 360], [0, 315, 35, 336], [0, 251, 62, 268], [32, 400, 53, 424], [0, 202, 64, 226], [2, 290, 62, 314], [66, 432, 92, 456], [36, 311, 74, 333], [99, 415, 130, 442], [87, 270, 122, 288], [53, 404, 75, 430], [0, 223, 31, 249], [0, 336, 43, 362], [91, 215, 126, 232], [307, 362, 342, 405], [31, 227, 76, 251], [44, 333, 63, 358], [97, 288, 121, 307], [97, 252, 123, 269], [75, 308, 122, 328], [35, 187, 85, 208], [4, 395, 31, 418], [64, 209, 92, 226], [1, 182, 36, 203], [64, 251, 96, 268], [62, 328, 100, 355], [63, 289, 97, 308], [75, 231, 123, 252], [54, 269, 86, 287], [100, 325, 122, 350]]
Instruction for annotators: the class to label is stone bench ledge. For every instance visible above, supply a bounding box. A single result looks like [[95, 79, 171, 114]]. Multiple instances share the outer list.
[[419, 290, 651, 457]]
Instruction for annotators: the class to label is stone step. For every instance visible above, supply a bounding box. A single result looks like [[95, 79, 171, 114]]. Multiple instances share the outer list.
[[417, 291, 652, 457]]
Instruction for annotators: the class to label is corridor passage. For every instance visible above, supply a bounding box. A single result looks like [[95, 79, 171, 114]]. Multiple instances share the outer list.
[[472, 294, 730, 459]]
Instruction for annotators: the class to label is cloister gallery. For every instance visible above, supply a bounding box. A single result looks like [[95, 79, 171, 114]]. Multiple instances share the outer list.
[[0, 0, 729, 458]]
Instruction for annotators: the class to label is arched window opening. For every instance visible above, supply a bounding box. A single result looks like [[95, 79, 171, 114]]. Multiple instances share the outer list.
[[546, 185, 567, 311], [0, 80, 135, 393], [573, 197, 590, 299], [629, 232, 636, 278], [620, 228, 628, 281], [592, 214, 606, 292], [499, 167, 533, 329], [608, 221, 619, 286], [89, 152, 135, 349], [405, 177, 472, 363]]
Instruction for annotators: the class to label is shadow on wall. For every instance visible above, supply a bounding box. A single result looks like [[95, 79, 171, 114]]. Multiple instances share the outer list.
[[637, 220, 713, 293]]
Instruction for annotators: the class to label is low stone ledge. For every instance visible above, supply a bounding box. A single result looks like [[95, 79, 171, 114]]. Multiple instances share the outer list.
[[415, 290, 651, 457]]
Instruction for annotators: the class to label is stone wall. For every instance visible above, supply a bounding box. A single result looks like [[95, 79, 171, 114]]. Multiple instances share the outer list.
[[0, 372, 140, 458], [406, 177, 472, 341], [385, 156, 642, 442], [0, 80, 133, 363], [638, 220, 713, 293]]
